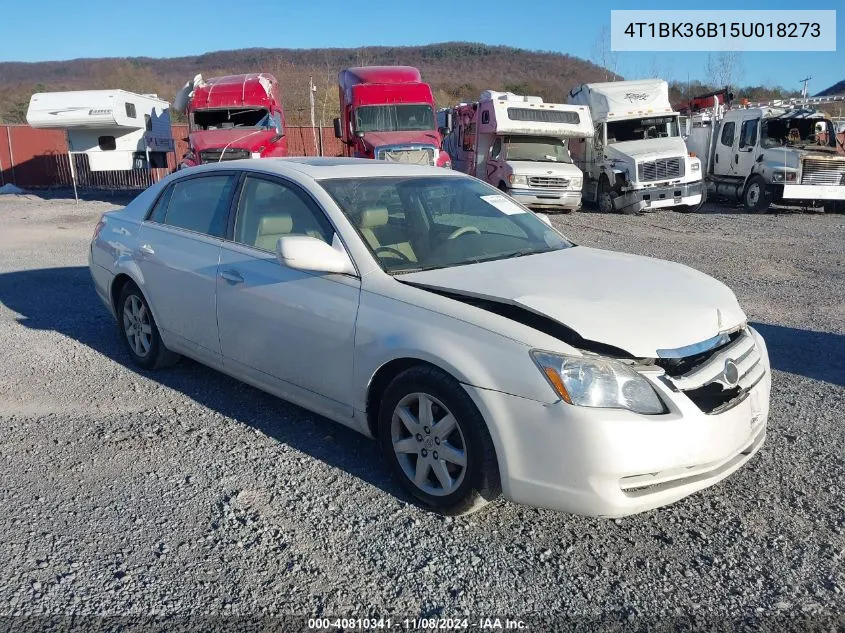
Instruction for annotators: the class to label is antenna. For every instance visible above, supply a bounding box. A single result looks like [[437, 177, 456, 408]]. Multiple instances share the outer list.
[[799, 76, 812, 99]]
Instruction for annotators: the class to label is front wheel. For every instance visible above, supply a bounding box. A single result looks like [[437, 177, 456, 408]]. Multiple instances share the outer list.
[[117, 282, 180, 370], [743, 175, 771, 213], [378, 366, 501, 515]]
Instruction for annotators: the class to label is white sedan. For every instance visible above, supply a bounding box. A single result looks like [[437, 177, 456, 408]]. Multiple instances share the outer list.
[[89, 158, 771, 517]]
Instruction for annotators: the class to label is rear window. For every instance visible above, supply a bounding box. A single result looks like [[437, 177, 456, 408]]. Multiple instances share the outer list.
[[152, 175, 237, 238], [507, 108, 580, 124]]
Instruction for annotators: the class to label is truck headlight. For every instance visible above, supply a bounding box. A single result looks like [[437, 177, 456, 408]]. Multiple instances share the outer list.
[[772, 171, 796, 183], [509, 174, 528, 186], [531, 351, 666, 414], [691, 162, 701, 171], [250, 152, 262, 159], [570, 176, 583, 189]]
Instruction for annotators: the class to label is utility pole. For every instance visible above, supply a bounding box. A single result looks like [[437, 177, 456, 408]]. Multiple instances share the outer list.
[[799, 76, 812, 99]]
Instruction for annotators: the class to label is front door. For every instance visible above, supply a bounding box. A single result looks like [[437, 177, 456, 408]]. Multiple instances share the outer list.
[[713, 119, 737, 177], [136, 172, 238, 362], [216, 174, 361, 418], [735, 116, 761, 179]]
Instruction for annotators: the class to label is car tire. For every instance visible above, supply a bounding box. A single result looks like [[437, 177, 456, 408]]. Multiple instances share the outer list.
[[117, 282, 180, 370], [743, 175, 771, 213], [378, 365, 501, 516]]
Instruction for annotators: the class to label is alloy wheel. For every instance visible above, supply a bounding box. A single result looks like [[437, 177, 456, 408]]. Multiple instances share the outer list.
[[122, 294, 152, 358], [390, 392, 467, 497]]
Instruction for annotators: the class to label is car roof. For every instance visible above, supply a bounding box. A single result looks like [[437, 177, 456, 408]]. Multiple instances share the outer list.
[[176, 157, 467, 181]]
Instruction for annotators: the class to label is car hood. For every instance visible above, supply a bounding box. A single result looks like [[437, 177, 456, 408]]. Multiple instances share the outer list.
[[397, 246, 746, 358], [189, 129, 276, 152], [361, 130, 440, 149], [607, 137, 689, 162], [506, 160, 581, 177]]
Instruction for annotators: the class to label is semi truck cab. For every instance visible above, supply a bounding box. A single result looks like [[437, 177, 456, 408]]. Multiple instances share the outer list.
[[333, 66, 451, 168]]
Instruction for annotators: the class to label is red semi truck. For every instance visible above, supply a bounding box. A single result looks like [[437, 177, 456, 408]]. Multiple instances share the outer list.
[[175, 73, 287, 168], [333, 66, 451, 167]]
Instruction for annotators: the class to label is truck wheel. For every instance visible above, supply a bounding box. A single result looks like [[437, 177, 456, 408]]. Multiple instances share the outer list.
[[597, 176, 615, 213], [743, 175, 771, 213]]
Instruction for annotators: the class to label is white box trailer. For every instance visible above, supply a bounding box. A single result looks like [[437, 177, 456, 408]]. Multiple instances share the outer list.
[[568, 79, 705, 214], [442, 91, 593, 211], [26, 90, 174, 171]]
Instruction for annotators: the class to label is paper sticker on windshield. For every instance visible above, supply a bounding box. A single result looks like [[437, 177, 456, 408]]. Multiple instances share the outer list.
[[481, 194, 526, 215]]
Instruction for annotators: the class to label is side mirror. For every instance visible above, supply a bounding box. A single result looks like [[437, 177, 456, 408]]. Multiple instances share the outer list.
[[182, 137, 189, 143], [445, 110, 453, 131], [333, 117, 343, 139], [536, 213, 553, 227], [276, 235, 356, 275], [354, 130, 365, 138], [438, 127, 449, 137]]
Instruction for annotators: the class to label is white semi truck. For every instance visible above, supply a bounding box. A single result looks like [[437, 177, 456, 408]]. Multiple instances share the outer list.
[[568, 79, 705, 214], [442, 91, 593, 212], [680, 91, 845, 212]]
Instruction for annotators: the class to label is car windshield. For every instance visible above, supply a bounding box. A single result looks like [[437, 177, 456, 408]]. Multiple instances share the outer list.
[[505, 136, 572, 163], [319, 176, 571, 274], [192, 108, 272, 131], [355, 104, 435, 133], [606, 116, 680, 143]]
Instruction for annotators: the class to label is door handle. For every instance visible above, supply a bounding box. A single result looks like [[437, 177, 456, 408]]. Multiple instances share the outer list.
[[220, 269, 244, 284], [138, 243, 155, 256], [734, 155, 739, 164], [715, 154, 719, 164]]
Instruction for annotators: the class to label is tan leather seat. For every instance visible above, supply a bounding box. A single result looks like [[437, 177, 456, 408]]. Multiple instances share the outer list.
[[254, 214, 293, 251], [357, 206, 416, 261]]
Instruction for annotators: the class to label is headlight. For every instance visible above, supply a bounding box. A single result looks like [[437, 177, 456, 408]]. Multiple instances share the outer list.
[[771, 171, 796, 183], [690, 162, 701, 171], [531, 351, 666, 414], [250, 152, 262, 159], [509, 174, 528, 186], [570, 176, 583, 189], [442, 161, 452, 169]]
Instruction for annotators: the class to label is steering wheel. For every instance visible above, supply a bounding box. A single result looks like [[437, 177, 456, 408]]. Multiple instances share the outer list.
[[374, 246, 412, 262], [447, 226, 481, 240]]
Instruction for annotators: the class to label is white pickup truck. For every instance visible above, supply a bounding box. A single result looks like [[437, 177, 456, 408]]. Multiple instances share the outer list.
[[568, 79, 705, 214]]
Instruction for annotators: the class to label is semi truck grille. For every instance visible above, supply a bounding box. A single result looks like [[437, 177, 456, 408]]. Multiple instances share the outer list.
[[528, 176, 569, 188], [637, 158, 684, 182], [800, 158, 845, 185], [199, 148, 251, 162], [375, 147, 436, 166], [658, 329, 764, 415]]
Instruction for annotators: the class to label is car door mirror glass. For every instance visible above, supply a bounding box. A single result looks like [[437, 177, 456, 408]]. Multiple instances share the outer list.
[[276, 235, 356, 275]]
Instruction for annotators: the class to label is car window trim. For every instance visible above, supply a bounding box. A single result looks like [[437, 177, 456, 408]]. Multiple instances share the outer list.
[[142, 170, 241, 241], [224, 170, 361, 278]]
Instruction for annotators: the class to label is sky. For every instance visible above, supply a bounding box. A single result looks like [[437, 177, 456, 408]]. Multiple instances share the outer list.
[[0, 0, 842, 94]]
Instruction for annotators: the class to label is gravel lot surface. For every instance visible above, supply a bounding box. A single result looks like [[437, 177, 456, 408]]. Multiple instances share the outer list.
[[0, 192, 843, 631]]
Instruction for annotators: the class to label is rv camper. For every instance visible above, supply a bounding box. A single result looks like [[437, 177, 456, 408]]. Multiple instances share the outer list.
[[442, 91, 592, 211], [26, 90, 173, 171], [568, 80, 704, 214]]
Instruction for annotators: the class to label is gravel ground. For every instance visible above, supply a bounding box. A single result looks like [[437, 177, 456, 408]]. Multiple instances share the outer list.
[[0, 192, 843, 632]]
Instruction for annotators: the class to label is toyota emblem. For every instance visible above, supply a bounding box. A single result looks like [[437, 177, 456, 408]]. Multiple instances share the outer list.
[[723, 359, 740, 387]]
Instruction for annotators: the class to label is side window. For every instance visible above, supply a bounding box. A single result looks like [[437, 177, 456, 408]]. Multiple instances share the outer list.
[[148, 185, 174, 223], [481, 110, 490, 125], [491, 138, 502, 160], [125, 102, 136, 118], [144, 114, 152, 132], [720, 121, 736, 147], [739, 118, 759, 149], [160, 175, 237, 238], [233, 176, 333, 251], [462, 123, 476, 152]]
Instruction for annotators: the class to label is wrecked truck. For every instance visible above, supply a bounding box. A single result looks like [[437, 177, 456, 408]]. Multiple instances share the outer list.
[[568, 79, 705, 214], [681, 90, 845, 212], [174, 73, 287, 168]]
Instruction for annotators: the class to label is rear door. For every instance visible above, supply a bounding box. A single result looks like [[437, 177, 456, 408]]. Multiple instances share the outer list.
[[136, 172, 239, 363]]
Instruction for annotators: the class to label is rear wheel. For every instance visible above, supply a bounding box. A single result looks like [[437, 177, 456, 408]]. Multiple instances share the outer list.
[[743, 175, 771, 213], [378, 366, 500, 515], [117, 282, 180, 370]]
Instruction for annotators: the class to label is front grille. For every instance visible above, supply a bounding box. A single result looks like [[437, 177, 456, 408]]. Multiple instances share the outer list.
[[375, 147, 436, 166], [659, 328, 765, 414], [800, 158, 845, 185], [637, 157, 684, 182], [199, 148, 251, 162], [528, 176, 570, 188]]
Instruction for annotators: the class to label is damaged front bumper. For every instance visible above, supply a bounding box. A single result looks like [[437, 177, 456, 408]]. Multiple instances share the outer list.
[[615, 180, 704, 213], [462, 326, 771, 518]]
